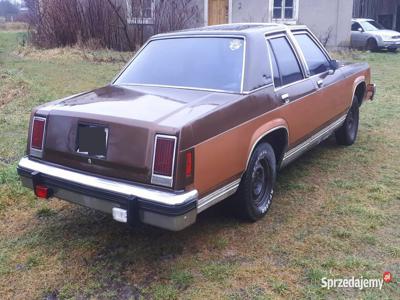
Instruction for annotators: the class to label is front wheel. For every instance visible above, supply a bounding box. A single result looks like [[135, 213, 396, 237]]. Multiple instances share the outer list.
[[388, 48, 398, 53], [235, 143, 276, 221], [366, 38, 378, 51], [335, 96, 360, 146]]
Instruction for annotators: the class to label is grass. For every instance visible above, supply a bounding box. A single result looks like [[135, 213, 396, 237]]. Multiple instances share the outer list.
[[0, 30, 399, 299]]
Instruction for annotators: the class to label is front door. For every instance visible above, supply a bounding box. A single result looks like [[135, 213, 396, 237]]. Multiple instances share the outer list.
[[208, 0, 228, 25]]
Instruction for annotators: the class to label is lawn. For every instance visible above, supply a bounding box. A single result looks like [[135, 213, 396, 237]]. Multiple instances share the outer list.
[[0, 30, 399, 299]]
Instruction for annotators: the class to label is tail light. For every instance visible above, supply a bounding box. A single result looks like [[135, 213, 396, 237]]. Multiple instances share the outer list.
[[30, 117, 46, 156], [151, 135, 177, 187]]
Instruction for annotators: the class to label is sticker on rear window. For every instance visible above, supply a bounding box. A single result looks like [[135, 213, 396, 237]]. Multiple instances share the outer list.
[[230, 39, 243, 51]]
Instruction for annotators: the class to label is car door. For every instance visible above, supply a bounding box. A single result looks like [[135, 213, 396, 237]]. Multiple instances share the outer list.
[[292, 32, 349, 124], [266, 34, 323, 148], [351, 22, 365, 48]]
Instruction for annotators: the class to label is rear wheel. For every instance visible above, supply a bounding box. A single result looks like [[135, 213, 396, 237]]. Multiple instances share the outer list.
[[366, 38, 378, 51], [235, 143, 276, 221], [335, 96, 360, 146], [388, 48, 398, 53]]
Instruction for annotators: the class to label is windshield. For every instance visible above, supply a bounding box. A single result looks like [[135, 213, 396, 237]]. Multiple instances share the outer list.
[[115, 37, 245, 93], [361, 20, 385, 31]]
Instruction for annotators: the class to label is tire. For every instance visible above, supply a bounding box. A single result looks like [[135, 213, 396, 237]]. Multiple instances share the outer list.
[[235, 143, 276, 221], [335, 96, 360, 146], [366, 38, 378, 51], [388, 48, 398, 53]]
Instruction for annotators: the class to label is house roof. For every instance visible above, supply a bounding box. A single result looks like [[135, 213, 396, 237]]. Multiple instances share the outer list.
[[153, 23, 303, 39]]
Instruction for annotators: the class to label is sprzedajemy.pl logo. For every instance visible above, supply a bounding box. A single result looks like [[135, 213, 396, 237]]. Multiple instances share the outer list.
[[321, 272, 393, 290]]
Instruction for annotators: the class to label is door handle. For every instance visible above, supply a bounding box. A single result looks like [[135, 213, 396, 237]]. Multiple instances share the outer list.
[[317, 80, 324, 87], [281, 93, 290, 104]]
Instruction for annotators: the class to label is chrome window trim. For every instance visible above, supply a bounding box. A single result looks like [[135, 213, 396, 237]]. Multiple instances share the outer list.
[[18, 157, 198, 206], [119, 83, 240, 95], [290, 30, 333, 77], [30, 116, 47, 159], [112, 35, 247, 94], [265, 32, 307, 92], [151, 134, 177, 188]]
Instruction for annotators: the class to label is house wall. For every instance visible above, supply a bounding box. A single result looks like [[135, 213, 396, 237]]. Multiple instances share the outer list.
[[231, 0, 269, 23], [229, 0, 352, 48], [298, 0, 353, 48]]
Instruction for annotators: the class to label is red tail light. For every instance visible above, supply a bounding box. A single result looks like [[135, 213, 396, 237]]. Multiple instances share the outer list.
[[35, 185, 50, 199], [153, 135, 176, 177], [31, 117, 46, 150]]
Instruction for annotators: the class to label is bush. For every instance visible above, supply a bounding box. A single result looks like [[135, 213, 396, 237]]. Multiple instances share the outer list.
[[25, 0, 200, 51]]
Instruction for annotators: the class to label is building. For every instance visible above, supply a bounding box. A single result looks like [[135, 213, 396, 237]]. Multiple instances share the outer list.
[[124, 0, 354, 48], [353, 0, 400, 31]]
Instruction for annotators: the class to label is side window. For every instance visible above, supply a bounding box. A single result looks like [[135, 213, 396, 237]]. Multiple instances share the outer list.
[[294, 34, 330, 76], [268, 44, 282, 87], [351, 22, 362, 31], [268, 36, 303, 87]]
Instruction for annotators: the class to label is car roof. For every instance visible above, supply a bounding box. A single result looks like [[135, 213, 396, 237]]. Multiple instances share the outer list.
[[152, 23, 308, 39], [352, 18, 374, 22]]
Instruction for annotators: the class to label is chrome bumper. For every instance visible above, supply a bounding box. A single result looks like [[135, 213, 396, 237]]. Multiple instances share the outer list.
[[17, 157, 198, 231]]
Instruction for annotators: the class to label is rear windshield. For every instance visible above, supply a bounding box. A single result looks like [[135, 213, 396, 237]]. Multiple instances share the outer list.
[[115, 37, 245, 93]]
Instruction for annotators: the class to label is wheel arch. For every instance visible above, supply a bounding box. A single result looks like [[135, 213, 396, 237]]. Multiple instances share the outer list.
[[245, 120, 289, 170], [352, 78, 367, 107]]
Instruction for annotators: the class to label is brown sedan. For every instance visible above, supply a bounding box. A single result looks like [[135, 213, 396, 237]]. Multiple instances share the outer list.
[[17, 24, 376, 231]]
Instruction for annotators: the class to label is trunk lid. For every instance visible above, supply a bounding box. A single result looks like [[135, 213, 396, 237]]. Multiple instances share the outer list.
[[37, 85, 240, 185]]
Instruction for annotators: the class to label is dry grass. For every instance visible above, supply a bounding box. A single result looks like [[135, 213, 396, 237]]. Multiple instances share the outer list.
[[0, 30, 399, 299], [0, 22, 28, 31]]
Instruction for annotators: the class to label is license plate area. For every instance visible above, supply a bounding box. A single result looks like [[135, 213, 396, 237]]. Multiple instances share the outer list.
[[76, 124, 108, 158]]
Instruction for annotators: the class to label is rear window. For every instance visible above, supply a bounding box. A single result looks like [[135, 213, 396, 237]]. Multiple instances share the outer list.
[[115, 37, 245, 93]]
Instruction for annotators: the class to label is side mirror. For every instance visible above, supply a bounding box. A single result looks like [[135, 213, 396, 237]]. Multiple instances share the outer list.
[[358, 27, 363, 33], [329, 59, 340, 71]]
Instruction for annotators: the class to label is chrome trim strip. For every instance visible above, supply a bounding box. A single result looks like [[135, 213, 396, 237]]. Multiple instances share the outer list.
[[30, 116, 46, 159], [18, 157, 198, 206], [112, 35, 247, 94], [151, 134, 177, 188], [197, 179, 241, 213], [282, 115, 346, 166]]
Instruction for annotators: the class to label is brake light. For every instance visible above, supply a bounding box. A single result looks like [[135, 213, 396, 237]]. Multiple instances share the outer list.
[[153, 135, 176, 177], [31, 117, 46, 150]]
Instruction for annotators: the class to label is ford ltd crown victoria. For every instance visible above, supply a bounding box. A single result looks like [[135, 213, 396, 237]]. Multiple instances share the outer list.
[[17, 24, 376, 231]]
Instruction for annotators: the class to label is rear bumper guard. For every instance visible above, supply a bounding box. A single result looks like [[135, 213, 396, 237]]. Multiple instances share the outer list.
[[17, 157, 198, 231]]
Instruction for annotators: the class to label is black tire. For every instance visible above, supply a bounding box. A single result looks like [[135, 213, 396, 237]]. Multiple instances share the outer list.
[[235, 143, 276, 221], [366, 38, 378, 51], [335, 96, 360, 146], [388, 48, 398, 53]]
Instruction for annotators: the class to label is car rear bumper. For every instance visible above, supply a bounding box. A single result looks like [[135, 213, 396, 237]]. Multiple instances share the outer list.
[[17, 156, 198, 231]]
